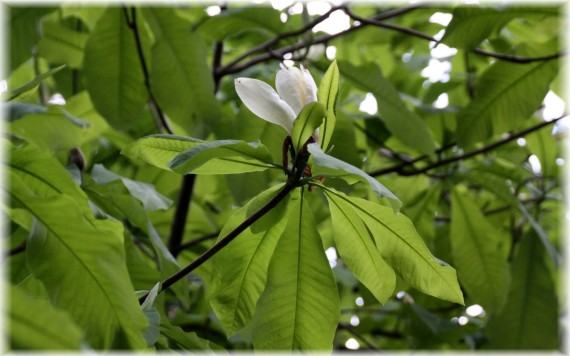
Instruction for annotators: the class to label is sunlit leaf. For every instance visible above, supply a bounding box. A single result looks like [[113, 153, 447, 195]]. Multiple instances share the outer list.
[[210, 184, 290, 336], [251, 190, 339, 350], [169, 139, 279, 175], [308, 143, 401, 213], [317, 60, 340, 151], [8, 285, 83, 350], [320, 186, 464, 305], [450, 188, 510, 314], [325, 191, 396, 303], [291, 102, 325, 152]]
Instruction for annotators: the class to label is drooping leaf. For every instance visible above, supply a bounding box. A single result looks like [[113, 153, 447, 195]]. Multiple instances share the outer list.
[[5, 65, 65, 101], [338, 61, 436, 155], [291, 102, 325, 152], [441, 6, 559, 49], [320, 186, 464, 305], [307, 143, 401, 213], [251, 191, 340, 350], [91, 164, 171, 211], [8, 284, 84, 350], [122, 134, 205, 170], [456, 58, 558, 147], [485, 232, 558, 349], [317, 60, 340, 151], [83, 7, 150, 133], [209, 183, 290, 336], [143, 7, 220, 138], [168, 139, 279, 175], [9, 176, 148, 349], [325, 191, 396, 303], [450, 188, 510, 314], [516, 200, 560, 268]]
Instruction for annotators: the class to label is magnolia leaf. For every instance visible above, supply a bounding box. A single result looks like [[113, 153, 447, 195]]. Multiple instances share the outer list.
[[450, 188, 510, 314], [317, 60, 339, 151], [325, 191, 396, 303], [291, 102, 325, 152], [307, 143, 401, 213], [209, 184, 290, 336], [320, 186, 464, 305], [168, 139, 279, 175], [251, 191, 339, 350]]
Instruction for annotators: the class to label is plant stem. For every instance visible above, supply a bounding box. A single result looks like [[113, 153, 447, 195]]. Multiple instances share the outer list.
[[139, 181, 295, 304], [368, 114, 567, 177]]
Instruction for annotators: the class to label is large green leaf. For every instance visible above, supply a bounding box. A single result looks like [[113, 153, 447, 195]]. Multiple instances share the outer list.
[[338, 61, 436, 155], [10, 106, 92, 152], [8, 176, 147, 349], [36, 18, 88, 68], [209, 184, 290, 336], [456, 58, 558, 147], [122, 134, 205, 170], [325, 191, 396, 304], [160, 322, 223, 351], [198, 7, 283, 41], [450, 188, 510, 314], [320, 186, 464, 305], [441, 6, 559, 49], [143, 8, 220, 137], [485, 233, 558, 349], [83, 7, 150, 132], [291, 102, 325, 152], [307, 143, 401, 213], [168, 139, 279, 175], [317, 60, 340, 151], [8, 285, 83, 350], [251, 191, 339, 350]]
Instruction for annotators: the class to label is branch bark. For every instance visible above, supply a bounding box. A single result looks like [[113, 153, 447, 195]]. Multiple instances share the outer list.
[[369, 115, 567, 177]]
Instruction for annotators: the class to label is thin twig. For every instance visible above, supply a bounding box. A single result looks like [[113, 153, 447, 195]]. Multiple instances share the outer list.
[[122, 6, 174, 135], [369, 115, 567, 177], [338, 323, 378, 350], [5, 240, 27, 258], [218, 3, 426, 77], [174, 231, 220, 255], [139, 181, 296, 304], [344, 7, 565, 64], [168, 174, 196, 257], [434, 197, 552, 222]]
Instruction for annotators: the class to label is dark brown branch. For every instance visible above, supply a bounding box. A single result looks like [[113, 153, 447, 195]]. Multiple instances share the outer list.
[[218, 3, 426, 77], [122, 6, 174, 135], [5, 240, 27, 258], [174, 231, 220, 255], [139, 181, 296, 304], [344, 7, 565, 64], [338, 323, 378, 350], [369, 115, 567, 177], [168, 174, 196, 257]]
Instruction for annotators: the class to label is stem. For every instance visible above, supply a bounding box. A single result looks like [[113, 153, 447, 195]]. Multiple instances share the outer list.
[[337, 323, 379, 350], [122, 6, 174, 135], [139, 181, 296, 304], [369, 114, 567, 177], [174, 232, 220, 255], [168, 174, 196, 256], [5, 240, 27, 258]]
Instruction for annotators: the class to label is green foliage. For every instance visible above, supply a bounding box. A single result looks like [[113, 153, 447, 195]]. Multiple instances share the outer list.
[[4, 2, 563, 353]]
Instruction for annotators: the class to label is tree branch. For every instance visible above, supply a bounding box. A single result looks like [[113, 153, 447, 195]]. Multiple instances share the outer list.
[[217, 3, 426, 77], [139, 181, 296, 304], [344, 7, 565, 64], [173, 231, 220, 255], [122, 6, 174, 135], [337, 323, 378, 350], [369, 115, 567, 177], [4, 240, 27, 258]]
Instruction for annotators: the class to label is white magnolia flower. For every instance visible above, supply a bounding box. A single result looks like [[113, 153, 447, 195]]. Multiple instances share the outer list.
[[235, 65, 318, 135]]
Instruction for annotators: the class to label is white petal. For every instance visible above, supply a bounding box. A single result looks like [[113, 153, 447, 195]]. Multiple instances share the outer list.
[[276, 66, 308, 116], [235, 78, 296, 133], [301, 64, 318, 104]]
